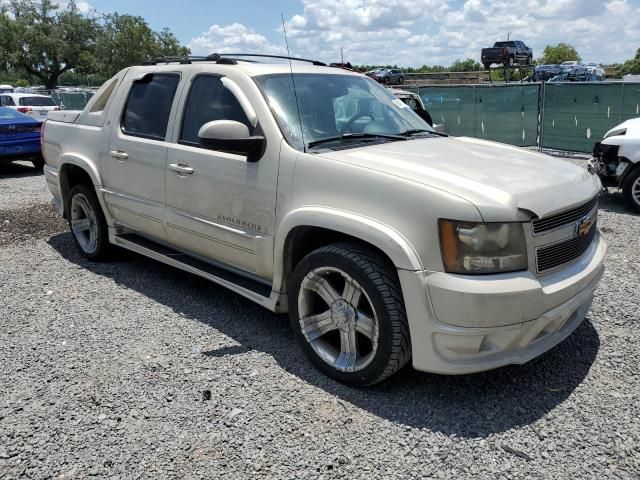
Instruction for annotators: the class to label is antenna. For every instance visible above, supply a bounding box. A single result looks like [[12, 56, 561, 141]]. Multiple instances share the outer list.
[[281, 14, 306, 152]]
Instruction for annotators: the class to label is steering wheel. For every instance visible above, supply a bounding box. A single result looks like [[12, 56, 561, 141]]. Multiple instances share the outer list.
[[341, 113, 374, 134]]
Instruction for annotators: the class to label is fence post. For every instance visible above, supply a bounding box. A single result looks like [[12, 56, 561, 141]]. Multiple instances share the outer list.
[[538, 82, 546, 152]]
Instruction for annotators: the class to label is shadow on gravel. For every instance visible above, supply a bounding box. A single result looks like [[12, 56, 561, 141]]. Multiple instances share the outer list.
[[48, 233, 600, 438], [0, 160, 42, 178], [598, 191, 638, 217]]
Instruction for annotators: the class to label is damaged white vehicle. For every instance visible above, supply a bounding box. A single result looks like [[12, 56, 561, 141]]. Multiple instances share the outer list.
[[590, 118, 640, 212]]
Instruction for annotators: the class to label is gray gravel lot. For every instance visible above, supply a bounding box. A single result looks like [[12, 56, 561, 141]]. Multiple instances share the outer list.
[[1, 158, 639, 479]]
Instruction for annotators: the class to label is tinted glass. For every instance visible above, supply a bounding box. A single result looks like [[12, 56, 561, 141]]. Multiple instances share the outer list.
[[1, 96, 15, 106], [122, 74, 180, 140], [180, 75, 250, 144], [495, 42, 515, 47], [19, 96, 57, 107]]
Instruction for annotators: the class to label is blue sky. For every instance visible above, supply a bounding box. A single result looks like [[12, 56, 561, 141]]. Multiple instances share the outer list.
[[77, 0, 640, 66]]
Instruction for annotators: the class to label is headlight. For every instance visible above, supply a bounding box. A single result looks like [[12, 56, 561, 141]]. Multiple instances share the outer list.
[[438, 219, 527, 274]]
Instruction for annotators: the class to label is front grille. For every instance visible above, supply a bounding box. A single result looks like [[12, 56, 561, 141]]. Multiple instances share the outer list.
[[532, 196, 598, 234], [536, 221, 597, 273]]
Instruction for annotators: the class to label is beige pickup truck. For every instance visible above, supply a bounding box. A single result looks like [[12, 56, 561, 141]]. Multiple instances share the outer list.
[[42, 55, 605, 386]]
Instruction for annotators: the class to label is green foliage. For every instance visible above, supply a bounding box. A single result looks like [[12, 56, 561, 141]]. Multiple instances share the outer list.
[[537, 43, 581, 65], [0, 0, 97, 89], [620, 48, 640, 75], [0, 0, 189, 88], [95, 14, 189, 77], [449, 58, 482, 72]]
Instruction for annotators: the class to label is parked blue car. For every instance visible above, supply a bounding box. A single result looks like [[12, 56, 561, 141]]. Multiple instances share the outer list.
[[0, 107, 44, 169]]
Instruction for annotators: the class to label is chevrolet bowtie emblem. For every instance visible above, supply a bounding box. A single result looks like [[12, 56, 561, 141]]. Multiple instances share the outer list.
[[577, 217, 594, 237]]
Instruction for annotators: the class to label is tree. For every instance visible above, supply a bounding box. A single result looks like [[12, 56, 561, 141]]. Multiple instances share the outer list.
[[449, 58, 482, 72], [538, 43, 581, 65], [94, 14, 189, 78], [620, 48, 640, 75], [0, 0, 98, 89]]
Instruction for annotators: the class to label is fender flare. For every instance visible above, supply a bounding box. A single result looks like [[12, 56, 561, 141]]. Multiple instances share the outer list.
[[59, 152, 103, 186], [58, 152, 106, 218], [272, 206, 424, 293]]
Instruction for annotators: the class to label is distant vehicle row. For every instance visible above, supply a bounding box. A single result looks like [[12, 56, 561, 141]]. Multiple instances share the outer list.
[[0, 92, 62, 122]]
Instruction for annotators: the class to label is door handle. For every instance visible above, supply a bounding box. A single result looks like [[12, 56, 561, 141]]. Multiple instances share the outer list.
[[110, 150, 129, 160], [169, 163, 194, 175]]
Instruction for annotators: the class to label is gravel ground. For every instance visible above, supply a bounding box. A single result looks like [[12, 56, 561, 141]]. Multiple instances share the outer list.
[[1, 158, 639, 479]]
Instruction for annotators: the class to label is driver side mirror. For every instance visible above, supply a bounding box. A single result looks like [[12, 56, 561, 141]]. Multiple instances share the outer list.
[[198, 120, 265, 162]]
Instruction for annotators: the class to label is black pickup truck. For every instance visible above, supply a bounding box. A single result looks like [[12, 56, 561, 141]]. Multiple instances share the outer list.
[[481, 41, 533, 69]]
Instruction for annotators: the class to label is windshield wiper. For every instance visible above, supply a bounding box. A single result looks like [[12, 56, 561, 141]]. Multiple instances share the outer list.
[[307, 132, 408, 149], [401, 129, 448, 137]]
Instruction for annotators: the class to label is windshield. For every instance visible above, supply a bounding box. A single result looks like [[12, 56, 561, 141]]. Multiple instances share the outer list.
[[255, 73, 433, 151], [19, 96, 57, 107]]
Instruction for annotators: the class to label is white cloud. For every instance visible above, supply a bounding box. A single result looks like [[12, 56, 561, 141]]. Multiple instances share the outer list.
[[188, 0, 640, 66]]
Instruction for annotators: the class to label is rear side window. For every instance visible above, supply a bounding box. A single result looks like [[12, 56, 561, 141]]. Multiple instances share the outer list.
[[19, 96, 57, 107], [180, 75, 250, 145], [122, 74, 180, 140], [90, 79, 118, 113], [1, 96, 15, 106]]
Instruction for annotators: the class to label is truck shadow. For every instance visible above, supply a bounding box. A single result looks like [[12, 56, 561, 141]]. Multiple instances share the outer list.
[[598, 191, 639, 217], [0, 160, 41, 178], [47, 233, 600, 438]]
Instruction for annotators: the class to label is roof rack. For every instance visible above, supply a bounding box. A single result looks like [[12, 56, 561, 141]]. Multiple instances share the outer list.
[[140, 53, 327, 67], [140, 55, 239, 66], [208, 53, 326, 66]]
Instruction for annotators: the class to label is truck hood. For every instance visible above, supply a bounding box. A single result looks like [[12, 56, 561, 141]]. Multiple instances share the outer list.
[[318, 136, 601, 221]]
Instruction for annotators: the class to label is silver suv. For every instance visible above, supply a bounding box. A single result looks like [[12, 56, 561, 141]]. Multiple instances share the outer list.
[[42, 55, 605, 386]]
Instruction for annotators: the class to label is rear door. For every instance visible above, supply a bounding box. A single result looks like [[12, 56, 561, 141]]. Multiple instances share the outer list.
[[164, 71, 278, 279], [102, 72, 181, 241]]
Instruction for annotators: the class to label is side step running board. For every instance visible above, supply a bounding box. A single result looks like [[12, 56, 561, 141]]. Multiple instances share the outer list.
[[112, 232, 280, 311]]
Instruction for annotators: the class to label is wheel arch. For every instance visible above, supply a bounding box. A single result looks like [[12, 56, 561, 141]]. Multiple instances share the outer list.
[[273, 207, 423, 295], [58, 153, 102, 219]]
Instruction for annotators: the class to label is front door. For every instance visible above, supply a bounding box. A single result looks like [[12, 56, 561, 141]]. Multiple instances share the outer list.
[[164, 73, 278, 279], [103, 72, 180, 241]]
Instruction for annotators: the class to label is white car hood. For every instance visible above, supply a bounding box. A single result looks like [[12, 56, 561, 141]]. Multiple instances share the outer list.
[[318, 136, 601, 221]]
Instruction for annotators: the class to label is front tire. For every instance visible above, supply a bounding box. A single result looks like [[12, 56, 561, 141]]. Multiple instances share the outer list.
[[67, 184, 112, 261], [622, 167, 640, 213], [288, 243, 411, 386], [398, 76, 404, 85]]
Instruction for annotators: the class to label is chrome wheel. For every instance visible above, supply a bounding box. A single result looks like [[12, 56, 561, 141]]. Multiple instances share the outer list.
[[632, 176, 640, 206], [297, 267, 379, 372], [70, 193, 98, 254]]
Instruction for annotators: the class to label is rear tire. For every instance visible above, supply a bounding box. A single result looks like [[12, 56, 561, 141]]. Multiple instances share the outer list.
[[483, 63, 491, 70], [622, 167, 640, 213], [398, 76, 404, 85], [67, 184, 112, 261], [508, 56, 514, 67], [288, 242, 411, 386]]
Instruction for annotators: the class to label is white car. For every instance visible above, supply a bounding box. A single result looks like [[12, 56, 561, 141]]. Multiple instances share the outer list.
[[590, 117, 640, 212], [41, 55, 605, 386], [0, 92, 61, 122], [585, 63, 605, 80]]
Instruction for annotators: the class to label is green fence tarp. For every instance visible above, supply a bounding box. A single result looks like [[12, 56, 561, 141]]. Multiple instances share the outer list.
[[419, 84, 540, 147], [541, 83, 640, 152], [50, 91, 94, 110], [418, 82, 640, 153]]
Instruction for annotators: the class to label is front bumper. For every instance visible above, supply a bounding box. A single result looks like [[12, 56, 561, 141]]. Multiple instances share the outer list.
[[398, 231, 606, 374]]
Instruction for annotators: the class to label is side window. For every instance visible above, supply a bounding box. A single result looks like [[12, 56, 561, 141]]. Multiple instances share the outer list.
[[90, 78, 118, 113], [2, 96, 15, 106], [122, 74, 180, 140], [180, 75, 250, 145]]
